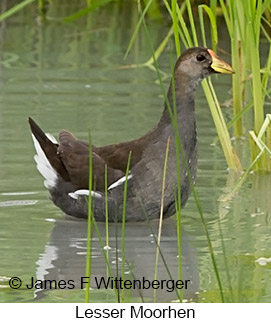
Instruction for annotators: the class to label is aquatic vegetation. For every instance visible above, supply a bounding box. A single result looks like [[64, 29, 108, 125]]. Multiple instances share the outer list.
[[85, 131, 93, 303], [219, 0, 271, 171], [0, 0, 36, 23], [1, 1, 270, 172]]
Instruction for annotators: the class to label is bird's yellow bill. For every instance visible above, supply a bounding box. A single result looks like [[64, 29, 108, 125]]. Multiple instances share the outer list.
[[207, 49, 235, 74]]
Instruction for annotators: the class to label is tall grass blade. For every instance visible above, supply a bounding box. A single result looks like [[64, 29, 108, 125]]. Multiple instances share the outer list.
[[198, 4, 218, 50], [141, 27, 174, 68], [168, 49, 183, 297], [63, 0, 114, 22], [219, 0, 271, 171], [142, 0, 162, 20], [217, 219, 234, 302], [140, 7, 185, 301], [0, 0, 36, 23], [124, 262, 145, 302], [141, 3, 225, 300], [204, 78, 242, 170], [185, 0, 198, 46], [124, 0, 154, 59], [220, 149, 264, 202], [189, 179, 225, 302], [138, 198, 182, 301], [261, 28, 271, 96], [172, 0, 242, 170], [153, 137, 170, 302], [85, 130, 93, 303], [169, 1, 226, 300], [198, 6, 207, 47], [91, 218, 146, 302], [121, 151, 132, 302], [113, 208, 120, 302], [104, 164, 110, 276], [38, 0, 47, 18], [175, 3, 193, 47], [171, 0, 181, 56], [128, 0, 248, 301], [91, 218, 119, 300]]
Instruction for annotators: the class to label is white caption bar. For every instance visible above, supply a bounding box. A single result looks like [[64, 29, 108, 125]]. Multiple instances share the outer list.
[[0, 303, 269, 323]]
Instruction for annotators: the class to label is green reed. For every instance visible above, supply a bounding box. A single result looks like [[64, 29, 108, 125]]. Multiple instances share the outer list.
[[114, 210, 121, 303], [0, 0, 37, 23], [219, 0, 271, 170], [140, 4, 225, 301], [104, 165, 109, 248], [126, 0, 271, 173], [38, 0, 47, 19], [85, 130, 93, 303], [62, 0, 162, 23], [120, 152, 132, 302], [216, 216, 234, 302], [142, 0, 163, 20], [170, 50, 183, 300], [153, 137, 170, 302], [91, 218, 119, 300], [144, 214, 182, 301], [63, 0, 116, 22], [104, 164, 111, 281], [90, 217, 146, 302], [163, 0, 242, 172], [85, 149, 133, 301], [0, 0, 163, 24], [141, 13, 185, 302], [165, 0, 226, 301]]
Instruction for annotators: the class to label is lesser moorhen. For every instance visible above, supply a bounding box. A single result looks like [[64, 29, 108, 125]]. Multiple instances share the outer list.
[[29, 47, 234, 222]]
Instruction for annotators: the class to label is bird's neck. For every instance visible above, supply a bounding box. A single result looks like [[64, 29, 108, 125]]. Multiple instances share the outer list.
[[158, 75, 197, 130], [155, 74, 198, 176], [141, 74, 198, 155]]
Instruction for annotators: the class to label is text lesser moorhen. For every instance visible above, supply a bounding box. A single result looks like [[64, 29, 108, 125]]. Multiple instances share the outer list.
[[29, 47, 234, 222]]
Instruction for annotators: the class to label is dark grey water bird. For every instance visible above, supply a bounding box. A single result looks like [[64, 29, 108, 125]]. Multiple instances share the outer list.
[[29, 47, 234, 222]]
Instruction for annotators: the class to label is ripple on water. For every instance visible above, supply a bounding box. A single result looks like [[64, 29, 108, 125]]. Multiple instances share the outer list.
[[1, 192, 37, 196], [0, 200, 38, 207]]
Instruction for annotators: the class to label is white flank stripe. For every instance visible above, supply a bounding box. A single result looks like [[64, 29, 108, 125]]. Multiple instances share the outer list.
[[32, 134, 57, 189], [68, 189, 102, 200], [108, 174, 133, 191]]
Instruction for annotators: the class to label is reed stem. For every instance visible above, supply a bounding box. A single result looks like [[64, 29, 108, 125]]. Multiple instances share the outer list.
[[85, 130, 93, 303]]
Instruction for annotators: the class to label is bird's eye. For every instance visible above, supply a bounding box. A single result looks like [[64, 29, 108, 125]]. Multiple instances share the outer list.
[[196, 54, 205, 62]]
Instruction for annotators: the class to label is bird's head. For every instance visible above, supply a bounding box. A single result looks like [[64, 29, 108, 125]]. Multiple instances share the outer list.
[[174, 47, 235, 82]]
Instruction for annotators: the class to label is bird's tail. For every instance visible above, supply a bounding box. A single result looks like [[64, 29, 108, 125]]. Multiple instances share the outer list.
[[28, 117, 69, 188]]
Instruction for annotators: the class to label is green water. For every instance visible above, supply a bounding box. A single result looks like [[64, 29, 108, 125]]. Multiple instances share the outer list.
[[0, 1, 271, 303]]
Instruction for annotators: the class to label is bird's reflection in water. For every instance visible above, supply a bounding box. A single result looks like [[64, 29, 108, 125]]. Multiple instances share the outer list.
[[34, 217, 199, 302]]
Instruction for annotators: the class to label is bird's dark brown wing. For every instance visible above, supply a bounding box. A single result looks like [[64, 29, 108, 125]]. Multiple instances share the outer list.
[[94, 139, 145, 172], [94, 125, 159, 171], [58, 130, 124, 191]]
